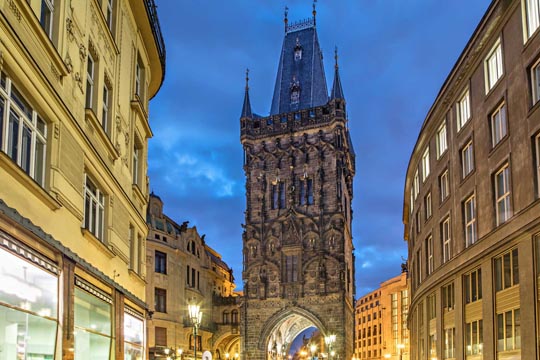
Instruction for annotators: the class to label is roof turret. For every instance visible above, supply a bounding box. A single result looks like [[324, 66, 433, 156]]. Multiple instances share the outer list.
[[330, 47, 345, 100], [241, 68, 253, 119]]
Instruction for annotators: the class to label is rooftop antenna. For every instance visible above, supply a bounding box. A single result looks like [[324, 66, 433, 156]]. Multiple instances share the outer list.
[[312, 0, 317, 26], [284, 6, 289, 33]]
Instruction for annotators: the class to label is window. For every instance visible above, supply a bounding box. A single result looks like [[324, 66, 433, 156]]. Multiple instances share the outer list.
[[465, 320, 483, 355], [531, 58, 540, 105], [426, 235, 434, 275], [485, 39, 503, 92], [497, 309, 520, 352], [223, 311, 230, 324], [536, 133, 540, 197], [102, 83, 111, 135], [84, 175, 105, 241], [427, 293, 436, 320], [285, 255, 298, 282], [232, 309, 239, 324], [155, 327, 167, 347], [429, 334, 437, 359], [461, 141, 474, 177], [464, 268, 482, 304], [441, 217, 451, 263], [154, 288, 166, 313], [439, 169, 449, 202], [105, 0, 114, 31], [422, 147, 430, 181], [413, 169, 419, 200], [40, 0, 54, 39], [495, 164, 511, 225], [135, 57, 143, 98], [124, 312, 143, 359], [525, 0, 540, 39], [0, 72, 47, 186], [457, 89, 471, 130], [86, 53, 95, 110], [425, 192, 432, 220], [436, 121, 447, 158], [155, 251, 167, 274], [464, 194, 477, 247], [299, 178, 313, 205], [443, 328, 455, 359], [494, 248, 519, 291], [490, 102, 507, 146], [279, 181, 286, 209], [74, 287, 112, 359], [272, 182, 286, 209], [132, 143, 141, 186], [416, 248, 422, 286], [442, 282, 454, 311]]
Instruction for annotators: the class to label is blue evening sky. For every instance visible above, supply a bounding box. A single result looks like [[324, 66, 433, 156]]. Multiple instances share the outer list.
[[148, 1, 491, 298]]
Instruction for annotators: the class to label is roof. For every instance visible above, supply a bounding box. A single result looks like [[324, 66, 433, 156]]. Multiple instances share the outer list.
[[270, 19, 329, 115]]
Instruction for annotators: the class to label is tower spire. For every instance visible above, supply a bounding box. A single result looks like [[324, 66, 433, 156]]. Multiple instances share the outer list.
[[284, 6, 289, 33], [312, 0, 317, 26], [241, 68, 253, 118], [331, 47, 345, 100]]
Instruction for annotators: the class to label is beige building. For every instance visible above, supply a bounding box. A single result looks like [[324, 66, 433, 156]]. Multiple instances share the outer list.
[[403, 0, 540, 359], [146, 193, 241, 360], [354, 273, 409, 360], [0, 0, 164, 359]]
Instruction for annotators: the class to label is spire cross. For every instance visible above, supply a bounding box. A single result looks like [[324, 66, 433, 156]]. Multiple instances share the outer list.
[[245, 68, 250, 90], [284, 6, 289, 33], [334, 46, 339, 69], [313, 0, 317, 25]]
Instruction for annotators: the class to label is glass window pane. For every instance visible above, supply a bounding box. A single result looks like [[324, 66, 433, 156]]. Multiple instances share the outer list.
[[497, 313, 504, 351], [124, 342, 143, 360], [505, 311, 512, 349], [514, 309, 520, 349], [75, 330, 111, 360], [0, 305, 57, 359], [512, 249, 519, 285], [74, 288, 111, 336], [503, 253, 511, 289], [34, 138, 46, 186], [8, 111, 20, 161], [0, 96, 4, 148], [124, 313, 143, 345], [21, 124, 32, 174], [0, 248, 58, 317], [495, 257, 502, 291]]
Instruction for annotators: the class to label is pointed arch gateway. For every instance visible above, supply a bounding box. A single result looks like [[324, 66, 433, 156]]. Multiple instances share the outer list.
[[258, 306, 328, 359]]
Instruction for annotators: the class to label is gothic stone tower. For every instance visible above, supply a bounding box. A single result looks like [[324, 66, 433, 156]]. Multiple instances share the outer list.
[[239, 7, 355, 360]]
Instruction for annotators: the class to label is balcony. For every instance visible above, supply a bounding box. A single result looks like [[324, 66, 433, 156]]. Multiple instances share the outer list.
[[144, 0, 166, 80]]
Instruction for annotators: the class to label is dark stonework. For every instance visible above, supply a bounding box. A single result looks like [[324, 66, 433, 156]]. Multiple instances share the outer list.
[[239, 11, 355, 360]]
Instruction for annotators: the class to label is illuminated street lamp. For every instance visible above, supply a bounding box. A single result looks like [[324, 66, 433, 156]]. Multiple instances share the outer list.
[[397, 344, 405, 360], [310, 344, 317, 360], [324, 335, 336, 359], [384, 354, 391, 359], [188, 303, 203, 360]]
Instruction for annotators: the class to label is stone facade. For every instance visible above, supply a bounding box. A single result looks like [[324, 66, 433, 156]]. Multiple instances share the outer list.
[[146, 194, 241, 359], [404, 0, 540, 359], [239, 9, 355, 360], [0, 0, 164, 358]]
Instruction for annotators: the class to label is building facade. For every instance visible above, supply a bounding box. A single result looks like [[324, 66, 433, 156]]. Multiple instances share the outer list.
[[403, 0, 540, 359], [240, 7, 356, 360], [146, 194, 241, 360], [354, 273, 409, 360], [0, 0, 164, 358]]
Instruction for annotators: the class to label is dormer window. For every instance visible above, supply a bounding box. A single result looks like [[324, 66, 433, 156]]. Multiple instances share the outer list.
[[290, 76, 300, 105], [294, 37, 303, 61]]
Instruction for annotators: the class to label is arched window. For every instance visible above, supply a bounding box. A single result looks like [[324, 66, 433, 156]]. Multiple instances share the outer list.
[[223, 311, 230, 324], [232, 310, 239, 324]]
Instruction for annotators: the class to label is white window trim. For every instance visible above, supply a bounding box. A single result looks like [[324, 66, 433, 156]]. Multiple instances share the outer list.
[[422, 147, 430, 182], [86, 53, 95, 110], [457, 89, 471, 131], [84, 174, 105, 241], [495, 164, 511, 226], [442, 217, 451, 263], [485, 38, 504, 93], [425, 192, 432, 219], [462, 141, 474, 178], [531, 57, 540, 105], [427, 235, 434, 275], [413, 169, 419, 200], [40, 0, 54, 39], [523, 0, 540, 41], [465, 195, 476, 247], [440, 169, 449, 202], [436, 121, 447, 159], [490, 102, 507, 147]]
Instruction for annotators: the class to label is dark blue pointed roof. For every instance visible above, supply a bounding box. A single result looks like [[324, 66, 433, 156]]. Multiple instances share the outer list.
[[330, 55, 345, 100], [241, 87, 253, 118], [270, 18, 328, 115]]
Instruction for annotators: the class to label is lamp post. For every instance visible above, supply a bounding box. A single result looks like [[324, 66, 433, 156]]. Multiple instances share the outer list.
[[324, 335, 336, 360], [397, 344, 405, 360], [310, 344, 317, 360], [188, 304, 202, 360]]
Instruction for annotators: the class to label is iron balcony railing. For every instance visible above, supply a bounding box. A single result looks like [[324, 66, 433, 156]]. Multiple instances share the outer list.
[[144, 0, 166, 81]]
